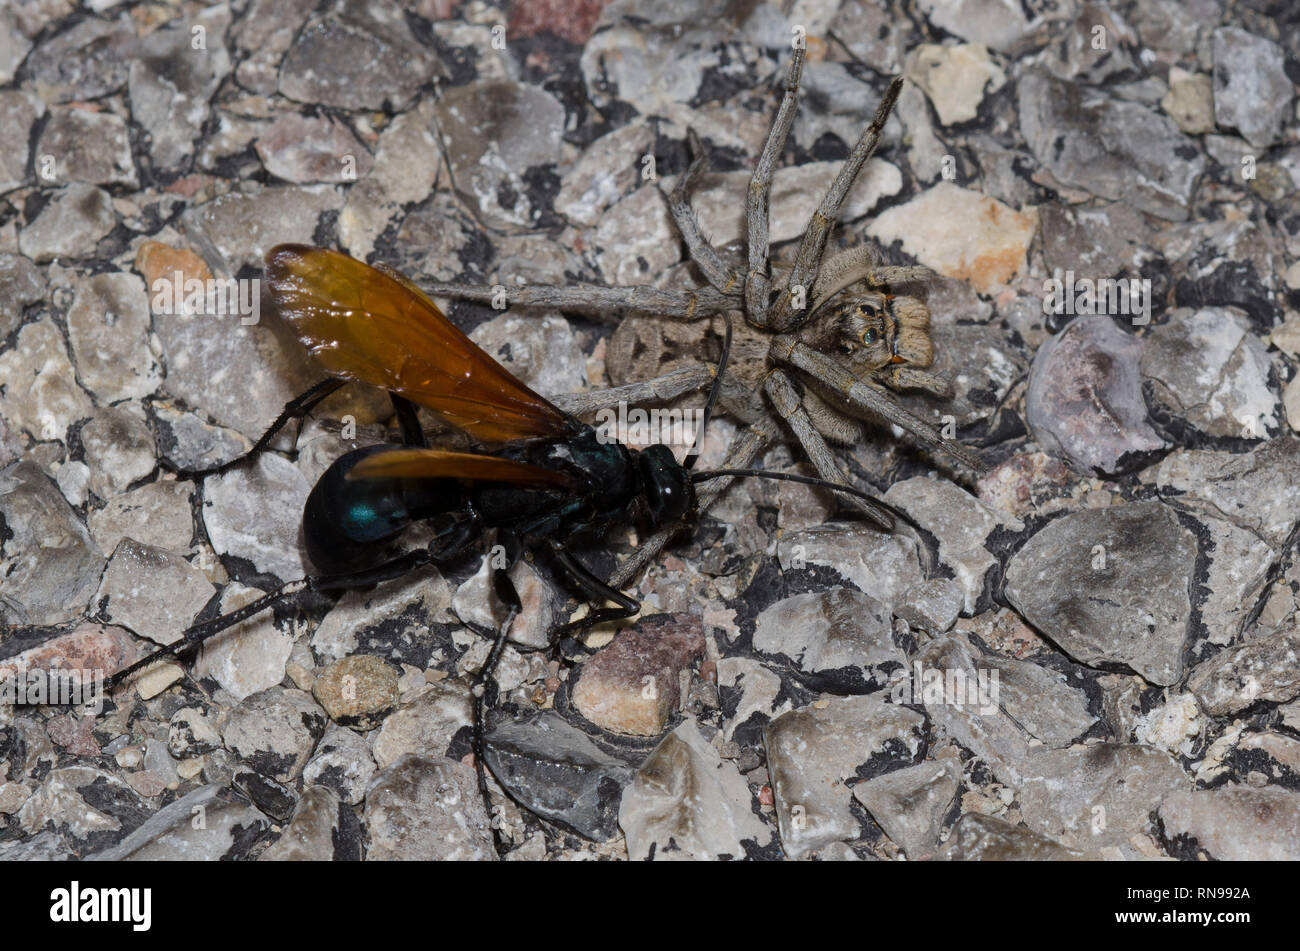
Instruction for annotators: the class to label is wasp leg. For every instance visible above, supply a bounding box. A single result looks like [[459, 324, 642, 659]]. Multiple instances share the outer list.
[[105, 547, 440, 693], [389, 392, 428, 448], [171, 377, 347, 477], [546, 540, 641, 645], [470, 530, 523, 853]]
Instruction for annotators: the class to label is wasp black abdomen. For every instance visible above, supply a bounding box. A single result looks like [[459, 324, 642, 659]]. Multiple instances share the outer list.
[[303, 446, 460, 574]]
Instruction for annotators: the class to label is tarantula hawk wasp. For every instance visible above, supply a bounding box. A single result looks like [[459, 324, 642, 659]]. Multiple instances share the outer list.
[[104, 244, 902, 847], [420, 46, 986, 593]]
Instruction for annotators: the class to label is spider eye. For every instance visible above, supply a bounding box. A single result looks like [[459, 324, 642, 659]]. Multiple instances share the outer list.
[[861, 329, 878, 345]]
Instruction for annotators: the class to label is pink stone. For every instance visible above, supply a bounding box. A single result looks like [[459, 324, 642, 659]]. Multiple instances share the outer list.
[[572, 614, 705, 736]]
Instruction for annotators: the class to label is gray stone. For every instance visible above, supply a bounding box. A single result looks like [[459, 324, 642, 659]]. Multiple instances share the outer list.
[[180, 184, 343, 274], [620, 717, 772, 860], [167, 707, 222, 759], [35, 106, 136, 187], [916, 0, 1043, 54], [339, 101, 438, 259], [194, 583, 294, 702], [202, 453, 311, 581], [1187, 621, 1300, 716], [65, 272, 162, 404], [1038, 202, 1158, 281], [716, 658, 787, 741], [1212, 27, 1292, 149], [895, 578, 963, 635], [371, 680, 472, 769], [87, 480, 195, 556], [86, 785, 270, 861], [311, 571, 452, 661], [434, 80, 564, 230], [148, 402, 250, 473], [54, 460, 90, 507], [484, 711, 633, 841], [1019, 68, 1204, 221], [1160, 785, 1300, 860], [555, 121, 655, 227], [255, 113, 373, 184], [1196, 511, 1275, 646], [0, 252, 46, 338], [0, 7, 31, 86], [591, 184, 678, 287], [1026, 316, 1167, 475], [907, 636, 1029, 787], [1141, 307, 1280, 439], [0, 90, 42, 195], [18, 767, 149, 853], [1004, 501, 1195, 686], [0, 320, 93, 442], [936, 813, 1084, 860], [0, 461, 104, 626], [222, 688, 326, 783], [852, 758, 961, 859], [94, 538, 214, 646], [364, 755, 496, 861], [452, 555, 564, 651], [304, 725, 378, 806], [280, 0, 440, 111], [80, 405, 156, 499], [1144, 439, 1300, 549], [766, 695, 926, 859], [18, 184, 116, 262], [753, 587, 899, 676], [777, 524, 924, 614], [471, 313, 586, 404], [260, 786, 359, 861], [1019, 743, 1189, 852], [24, 15, 133, 103], [884, 477, 1023, 613], [128, 11, 231, 170]]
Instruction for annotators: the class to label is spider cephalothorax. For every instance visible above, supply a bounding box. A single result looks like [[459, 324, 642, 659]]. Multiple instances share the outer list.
[[422, 44, 984, 589]]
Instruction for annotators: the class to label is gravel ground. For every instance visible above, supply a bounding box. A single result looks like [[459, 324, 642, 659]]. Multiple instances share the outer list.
[[2, 0, 1300, 861]]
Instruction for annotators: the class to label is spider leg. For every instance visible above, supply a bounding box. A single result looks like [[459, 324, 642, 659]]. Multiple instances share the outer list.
[[771, 335, 985, 474], [661, 129, 740, 295], [865, 265, 935, 287], [874, 365, 953, 399], [745, 48, 807, 328], [807, 244, 883, 313], [421, 281, 734, 324], [763, 369, 893, 529], [768, 77, 904, 333], [549, 364, 716, 418]]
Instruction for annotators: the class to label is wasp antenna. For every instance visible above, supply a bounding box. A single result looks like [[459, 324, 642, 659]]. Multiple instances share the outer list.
[[684, 313, 734, 470]]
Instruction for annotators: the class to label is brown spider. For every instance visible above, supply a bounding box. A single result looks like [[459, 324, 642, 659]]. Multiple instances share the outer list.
[[423, 47, 983, 587]]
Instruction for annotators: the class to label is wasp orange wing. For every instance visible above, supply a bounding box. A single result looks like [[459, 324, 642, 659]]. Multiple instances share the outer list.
[[347, 448, 572, 488], [264, 244, 574, 444]]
